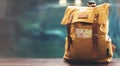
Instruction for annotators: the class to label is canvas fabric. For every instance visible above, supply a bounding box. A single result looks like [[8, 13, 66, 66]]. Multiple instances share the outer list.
[[61, 3, 116, 62]]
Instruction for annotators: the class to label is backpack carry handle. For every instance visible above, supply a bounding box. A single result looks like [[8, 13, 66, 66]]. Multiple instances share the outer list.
[[87, 2, 96, 7]]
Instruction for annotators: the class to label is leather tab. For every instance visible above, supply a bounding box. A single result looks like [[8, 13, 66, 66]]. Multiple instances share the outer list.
[[78, 14, 88, 19]]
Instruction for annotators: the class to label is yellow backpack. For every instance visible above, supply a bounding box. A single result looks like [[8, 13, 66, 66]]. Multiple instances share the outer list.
[[61, 2, 116, 62]]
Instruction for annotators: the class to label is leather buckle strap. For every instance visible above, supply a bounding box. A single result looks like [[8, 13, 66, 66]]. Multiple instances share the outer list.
[[67, 16, 73, 51], [92, 14, 99, 58], [92, 34, 98, 58]]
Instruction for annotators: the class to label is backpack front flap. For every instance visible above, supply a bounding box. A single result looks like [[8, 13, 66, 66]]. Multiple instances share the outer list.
[[67, 7, 97, 60], [62, 3, 115, 62]]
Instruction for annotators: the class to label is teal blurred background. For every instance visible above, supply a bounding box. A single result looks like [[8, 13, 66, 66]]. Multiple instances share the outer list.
[[0, 0, 120, 58]]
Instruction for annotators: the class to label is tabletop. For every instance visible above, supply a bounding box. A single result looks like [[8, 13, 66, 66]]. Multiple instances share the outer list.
[[0, 58, 119, 66]]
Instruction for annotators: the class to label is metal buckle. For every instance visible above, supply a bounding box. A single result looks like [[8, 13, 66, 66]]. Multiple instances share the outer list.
[[92, 34, 98, 39]]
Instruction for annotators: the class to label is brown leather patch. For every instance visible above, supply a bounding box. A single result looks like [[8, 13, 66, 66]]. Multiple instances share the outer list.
[[78, 14, 88, 19]]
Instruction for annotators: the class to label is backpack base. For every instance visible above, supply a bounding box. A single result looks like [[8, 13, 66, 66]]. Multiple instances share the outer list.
[[63, 57, 112, 63]]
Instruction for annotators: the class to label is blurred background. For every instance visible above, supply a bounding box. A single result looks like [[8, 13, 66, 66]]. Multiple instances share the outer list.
[[0, 0, 120, 58]]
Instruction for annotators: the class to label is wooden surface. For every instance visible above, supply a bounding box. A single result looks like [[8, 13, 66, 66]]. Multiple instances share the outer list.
[[0, 58, 119, 66]]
